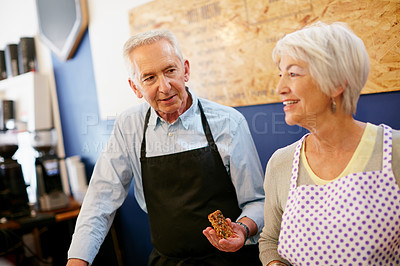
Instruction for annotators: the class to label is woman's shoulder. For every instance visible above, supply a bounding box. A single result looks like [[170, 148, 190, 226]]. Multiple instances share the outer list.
[[374, 123, 400, 144], [391, 126, 400, 141], [388, 125, 400, 159], [373, 124, 400, 179]]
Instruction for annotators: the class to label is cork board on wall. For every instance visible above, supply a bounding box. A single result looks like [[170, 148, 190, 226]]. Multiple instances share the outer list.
[[129, 0, 400, 107]]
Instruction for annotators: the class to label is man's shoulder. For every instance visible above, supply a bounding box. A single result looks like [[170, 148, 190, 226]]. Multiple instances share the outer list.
[[198, 98, 243, 121], [117, 102, 150, 119], [113, 102, 150, 128]]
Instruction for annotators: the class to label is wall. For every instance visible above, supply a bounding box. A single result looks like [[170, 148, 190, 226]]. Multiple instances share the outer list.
[[0, 0, 56, 96], [0, 1, 37, 48]]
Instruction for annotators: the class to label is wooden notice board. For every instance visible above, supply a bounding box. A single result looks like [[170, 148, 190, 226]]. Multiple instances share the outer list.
[[129, 0, 400, 107]]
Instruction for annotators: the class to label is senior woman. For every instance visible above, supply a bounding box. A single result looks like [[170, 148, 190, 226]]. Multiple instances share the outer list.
[[259, 22, 400, 266]]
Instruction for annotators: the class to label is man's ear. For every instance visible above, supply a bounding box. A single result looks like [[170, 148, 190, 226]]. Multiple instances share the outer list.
[[128, 78, 143, 98], [183, 59, 190, 82]]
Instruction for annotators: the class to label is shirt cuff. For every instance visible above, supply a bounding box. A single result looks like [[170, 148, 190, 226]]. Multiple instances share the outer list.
[[68, 233, 101, 265], [236, 202, 264, 245]]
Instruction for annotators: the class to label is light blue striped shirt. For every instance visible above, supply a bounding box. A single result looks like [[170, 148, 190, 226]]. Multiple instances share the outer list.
[[68, 90, 265, 264]]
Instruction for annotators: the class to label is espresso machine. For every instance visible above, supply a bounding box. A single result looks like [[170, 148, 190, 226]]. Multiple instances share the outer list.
[[0, 130, 30, 218], [31, 128, 68, 211]]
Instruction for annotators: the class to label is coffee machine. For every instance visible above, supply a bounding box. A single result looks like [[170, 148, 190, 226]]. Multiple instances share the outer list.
[[31, 128, 68, 211], [0, 130, 30, 218]]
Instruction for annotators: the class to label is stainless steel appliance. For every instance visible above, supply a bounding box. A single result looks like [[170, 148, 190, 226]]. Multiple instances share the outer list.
[[31, 128, 68, 211]]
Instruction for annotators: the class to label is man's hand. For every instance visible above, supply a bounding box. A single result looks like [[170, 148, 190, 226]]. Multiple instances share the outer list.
[[66, 258, 88, 266], [203, 218, 247, 252]]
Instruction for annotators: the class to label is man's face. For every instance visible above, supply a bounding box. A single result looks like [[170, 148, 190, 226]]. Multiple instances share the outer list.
[[128, 39, 191, 123]]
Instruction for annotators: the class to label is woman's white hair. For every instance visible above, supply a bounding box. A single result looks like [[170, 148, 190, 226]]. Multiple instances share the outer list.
[[122, 29, 184, 81], [272, 21, 370, 114]]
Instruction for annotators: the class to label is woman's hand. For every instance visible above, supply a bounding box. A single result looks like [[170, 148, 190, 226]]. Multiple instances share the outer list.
[[203, 218, 247, 252]]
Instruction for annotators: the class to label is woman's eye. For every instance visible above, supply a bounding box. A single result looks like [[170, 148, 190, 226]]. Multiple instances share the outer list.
[[289, 72, 298, 77]]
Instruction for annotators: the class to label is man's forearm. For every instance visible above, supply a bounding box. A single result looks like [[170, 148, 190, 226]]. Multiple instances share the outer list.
[[66, 258, 88, 266]]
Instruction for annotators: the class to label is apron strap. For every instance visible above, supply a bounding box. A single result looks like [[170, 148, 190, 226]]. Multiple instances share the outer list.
[[140, 108, 151, 159], [140, 100, 216, 159], [290, 133, 309, 191], [198, 100, 217, 148], [380, 124, 393, 172]]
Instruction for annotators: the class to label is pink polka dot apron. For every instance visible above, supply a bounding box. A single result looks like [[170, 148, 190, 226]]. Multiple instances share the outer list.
[[278, 125, 400, 265]]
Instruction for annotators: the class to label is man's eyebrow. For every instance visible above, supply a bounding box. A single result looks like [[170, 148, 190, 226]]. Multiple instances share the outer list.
[[163, 63, 177, 70], [140, 69, 158, 79], [140, 63, 178, 79]]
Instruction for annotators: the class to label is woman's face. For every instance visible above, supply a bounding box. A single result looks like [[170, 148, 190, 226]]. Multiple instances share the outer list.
[[276, 55, 331, 129]]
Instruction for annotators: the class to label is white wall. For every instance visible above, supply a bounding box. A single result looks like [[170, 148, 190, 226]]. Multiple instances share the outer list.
[[0, 0, 37, 48], [0, 0, 53, 74], [88, 0, 152, 120]]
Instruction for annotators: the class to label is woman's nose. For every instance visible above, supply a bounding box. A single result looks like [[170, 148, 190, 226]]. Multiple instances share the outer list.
[[276, 74, 289, 95]]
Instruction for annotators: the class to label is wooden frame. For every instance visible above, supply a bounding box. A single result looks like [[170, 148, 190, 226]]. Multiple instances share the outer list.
[[36, 0, 88, 61]]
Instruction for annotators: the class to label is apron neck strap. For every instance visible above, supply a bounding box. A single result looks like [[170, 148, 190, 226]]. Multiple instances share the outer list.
[[290, 133, 308, 191], [198, 100, 217, 148], [141, 108, 152, 159], [381, 124, 393, 172], [140, 100, 216, 158]]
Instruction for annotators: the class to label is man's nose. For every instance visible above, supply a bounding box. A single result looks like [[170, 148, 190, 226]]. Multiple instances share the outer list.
[[159, 75, 171, 93]]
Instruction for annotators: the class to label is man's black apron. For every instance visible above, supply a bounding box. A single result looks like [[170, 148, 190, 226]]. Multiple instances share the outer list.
[[140, 101, 261, 265]]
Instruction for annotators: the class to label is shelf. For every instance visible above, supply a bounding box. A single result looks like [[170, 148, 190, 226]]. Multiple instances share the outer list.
[[0, 71, 70, 203], [0, 72, 52, 131]]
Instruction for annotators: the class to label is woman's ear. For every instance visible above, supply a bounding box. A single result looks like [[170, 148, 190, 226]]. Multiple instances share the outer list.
[[128, 78, 143, 98], [331, 82, 346, 98]]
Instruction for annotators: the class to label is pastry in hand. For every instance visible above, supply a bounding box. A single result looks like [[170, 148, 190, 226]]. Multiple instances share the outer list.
[[207, 210, 233, 239]]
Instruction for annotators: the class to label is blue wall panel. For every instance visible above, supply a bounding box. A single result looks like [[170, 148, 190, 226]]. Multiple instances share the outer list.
[[237, 91, 400, 171], [52, 30, 400, 265]]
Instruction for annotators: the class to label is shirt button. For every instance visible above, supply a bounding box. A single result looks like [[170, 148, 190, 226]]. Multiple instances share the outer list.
[[168, 132, 173, 137]]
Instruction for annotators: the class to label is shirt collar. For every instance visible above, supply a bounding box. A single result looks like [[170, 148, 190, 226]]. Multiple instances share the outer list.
[[148, 87, 199, 130]]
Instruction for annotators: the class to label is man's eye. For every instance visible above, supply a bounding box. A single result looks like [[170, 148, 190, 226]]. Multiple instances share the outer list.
[[143, 76, 154, 82], [167, 68, 176, 74]]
